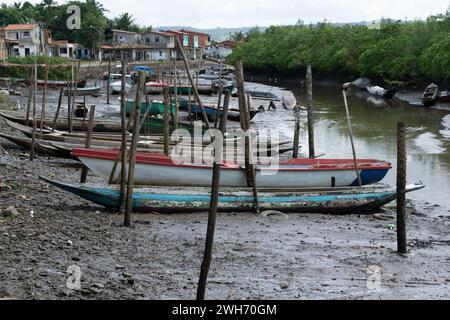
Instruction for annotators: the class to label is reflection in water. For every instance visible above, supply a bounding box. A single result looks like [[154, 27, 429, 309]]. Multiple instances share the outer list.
[[253, 82, 450, 208]]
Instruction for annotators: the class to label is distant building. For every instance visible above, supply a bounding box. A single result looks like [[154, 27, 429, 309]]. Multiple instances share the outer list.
[[208, 40, 240, 59], [2, 24, 43, 57], [141, 31, 176, 61], [112, 29, 142, 45], [53, 40, 78, 58], [165, 29, 210, 60]]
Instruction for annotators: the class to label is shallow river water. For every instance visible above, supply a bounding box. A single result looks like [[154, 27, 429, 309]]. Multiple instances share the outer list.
[[250, 81, 450, 209]]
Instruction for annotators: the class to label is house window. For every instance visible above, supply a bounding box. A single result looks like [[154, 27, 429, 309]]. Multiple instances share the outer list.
[[16, 32, 19, 40], [23, 31, 30, 38], [60, 47, 68, 54], [145, 37, 150, 43], [183, 35, 189, 46], [159, 51, 162, 57], [13, 48, 19, 55], [155, 36, 160, 43], [114, 35, 118, 42], [85, 49, 88, 55]]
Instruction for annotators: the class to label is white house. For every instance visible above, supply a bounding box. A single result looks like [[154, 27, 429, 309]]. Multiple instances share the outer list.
[[54, 40, 78, 58], [112, 30, 141, 45], [3, 24, 43, 57]]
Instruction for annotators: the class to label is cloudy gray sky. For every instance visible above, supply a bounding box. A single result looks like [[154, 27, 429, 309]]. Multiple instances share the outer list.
[[4, 0, 450, 28]]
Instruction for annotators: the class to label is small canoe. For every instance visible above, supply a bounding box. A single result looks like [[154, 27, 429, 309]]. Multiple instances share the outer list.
[[439, 91, 450, 103], [178, 98, 261, 122], [144, 81, 166, 94], [367, 86, 397, 99], [64, 85, 102, 97], [422, 83, 439, 107], [0, 133, 75, 159], [25, 79, 87, 89], [245, 90, 282, 101], [123, 98, 175, 116], [72, 148, 392, 188], [39, 176, 425, 214], [168, 85, 191, 95]]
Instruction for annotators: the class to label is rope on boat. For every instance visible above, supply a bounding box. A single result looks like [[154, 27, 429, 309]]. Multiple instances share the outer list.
[[260, 210, 289, 219]]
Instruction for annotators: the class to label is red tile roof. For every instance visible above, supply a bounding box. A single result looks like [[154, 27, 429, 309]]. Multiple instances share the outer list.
[[4, 24, 38, 31]]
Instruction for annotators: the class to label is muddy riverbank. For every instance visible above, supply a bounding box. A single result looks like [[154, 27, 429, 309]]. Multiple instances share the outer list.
[[1, 135, 450, 300]]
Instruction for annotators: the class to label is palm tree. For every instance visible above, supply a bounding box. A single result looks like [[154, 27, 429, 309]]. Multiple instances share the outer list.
[[114, 13, 135, 31]]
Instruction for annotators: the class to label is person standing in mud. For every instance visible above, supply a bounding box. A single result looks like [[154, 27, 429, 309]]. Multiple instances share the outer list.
[[268, 100, 276, 111]]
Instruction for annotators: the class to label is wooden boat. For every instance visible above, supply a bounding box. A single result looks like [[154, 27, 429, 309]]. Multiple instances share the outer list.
[[72, 148, 392, 188], [25, 79, 87, 89], [64, 85, 102, 97], [366, 86, 397, 99], [123, 98, 175, 116], [168, 84, 191, 95], [39, 176, 425, 214], [244, 90, 281, 101], [178, 98, 261, 122], [0, 112, 201, 134], [0, 133, 75, 159], [422, 83, 439, 106], [144, 81, 166, 94], [439, 91, 450, 103], [282, 93, 297, 110], [110, 75, 133, 95]]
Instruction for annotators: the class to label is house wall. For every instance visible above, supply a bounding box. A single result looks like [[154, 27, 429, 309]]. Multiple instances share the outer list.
[[112, 31, 140, 44]]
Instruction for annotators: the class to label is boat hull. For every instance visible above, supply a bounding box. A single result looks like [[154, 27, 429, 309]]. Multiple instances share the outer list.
[[39, 176, 425, 214], [73, 149, 391, 188]]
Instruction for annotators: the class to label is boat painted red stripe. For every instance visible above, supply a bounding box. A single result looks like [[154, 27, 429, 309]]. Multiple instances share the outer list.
[[72, 148, 392, 172]]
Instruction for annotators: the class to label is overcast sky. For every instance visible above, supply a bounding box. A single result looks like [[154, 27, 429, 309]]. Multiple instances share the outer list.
[[4, 0, 450, 28]]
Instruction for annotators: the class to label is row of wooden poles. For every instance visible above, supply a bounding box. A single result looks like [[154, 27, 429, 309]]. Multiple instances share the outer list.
[[15, 41, 409, 299]]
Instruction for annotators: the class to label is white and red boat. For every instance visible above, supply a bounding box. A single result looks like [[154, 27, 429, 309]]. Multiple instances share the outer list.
[[72, 148, 392, 188], [144, 81, 167, 94]]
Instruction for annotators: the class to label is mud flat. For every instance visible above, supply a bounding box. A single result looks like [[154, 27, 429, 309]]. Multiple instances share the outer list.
[[1, 139, 450, 300]]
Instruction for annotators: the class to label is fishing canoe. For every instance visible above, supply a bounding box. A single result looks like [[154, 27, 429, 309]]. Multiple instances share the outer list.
[[422, 83, 439, 107], [72, 148, 392, 188], [25, 79, 87, 89], [39, 176, 425, 214], [439, 91, 450, 103], [0, 133, 75, 159], [245, 90, 281, 101], [123, 98, 176, 116], [64, 85, 102, 97], [178, 98, 261, 122]]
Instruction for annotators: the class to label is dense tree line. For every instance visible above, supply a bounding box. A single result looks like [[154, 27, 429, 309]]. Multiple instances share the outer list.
[[228, 9, 450, 85], [0, 1, 151, 51]]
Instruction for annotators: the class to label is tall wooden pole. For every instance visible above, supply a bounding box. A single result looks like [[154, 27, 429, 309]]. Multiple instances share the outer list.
[[67, 73, 72, 133], [119, 54, 128, 212], [293, 105, 301, 159], [70, 61, 80, 132], [197, 90, 230, 301], [306, 65, 315, 158], [39, 48, 49, 135], [397, 122, 407, 254], [163, 86, 170, 156], [107, 57, 111, 105], [30, 60, 37, 161], [173, 58, 179, 130], [25, 67, 33, 126], [124, 71, 145, 227], [80, 106, 96, 183], [235, 61, 259, 213], [342, 91, 362, 186], [52, 87, 64, 131], [175, 36, 211, 130]]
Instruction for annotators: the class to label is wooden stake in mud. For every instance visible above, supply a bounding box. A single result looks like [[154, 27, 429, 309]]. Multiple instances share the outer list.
[[30, 61, 38, 161], [197, 90, 230, 301], [107, 57, 111, 105], [70, 61, 80, 132], [235, 61, 259, 213], [342, 90, 362, 186], [80, 106, 96, 183], [119, 55, 128, 212], [306, 65, 315, 158], [124, 71, 145, 227], [67, 74, 72, 133], [163, 86, 170, 156], [52, 88, 64, 131], [172, 58, 179, 130], [175, 36, 211, 130], [25, 67, 33, 126], [39, 50, 50, 135], [397, 121, 407, 254], [293, 105, 301, 159]]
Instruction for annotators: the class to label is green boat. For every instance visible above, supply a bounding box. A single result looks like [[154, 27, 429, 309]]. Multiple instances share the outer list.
[[168, 85, 192, 95], [124, 99, 175, 116], [141, 116, 205, 134]]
